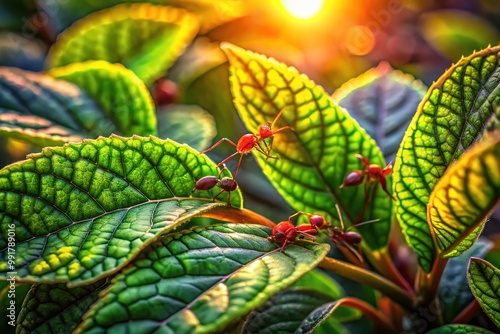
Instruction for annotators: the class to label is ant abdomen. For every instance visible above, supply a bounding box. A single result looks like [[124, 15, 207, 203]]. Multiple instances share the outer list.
[[194, 176, 219, 190]]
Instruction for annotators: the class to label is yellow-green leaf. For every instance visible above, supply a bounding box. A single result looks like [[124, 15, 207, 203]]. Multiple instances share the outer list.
[[222, 43, 392, 251], [394, 45, 500, 272], [49, 60, 157, 137], [428, 132, 500, 257], [46, 3, 199, 85]]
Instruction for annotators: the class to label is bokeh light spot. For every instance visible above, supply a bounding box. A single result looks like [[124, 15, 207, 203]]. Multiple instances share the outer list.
[[281, 0, 325, 19]]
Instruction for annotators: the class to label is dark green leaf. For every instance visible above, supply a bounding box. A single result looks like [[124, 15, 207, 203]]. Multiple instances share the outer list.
[[0, 135, 242, 285], [427, 324, 495, 334], [157, 104, 216, 151], [0, 283, 30, 334], [76, 224, 330, 333], [429, 132, 500, 257], [439, 239, 492, 323], [222, 43, 392, 251], [292, 269, 361, 322], [394, 45, 500, 272], [333, 62, 427, 162], [241, 288, 337, 334], [0, 67, 105, 146], [468, 258, 500, 329], [17, 279, 110, 334], [49, 60, 157, 137], [46, 3, 199, 85]]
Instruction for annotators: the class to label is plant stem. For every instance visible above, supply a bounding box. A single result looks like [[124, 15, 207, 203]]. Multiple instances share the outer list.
[[337, 297, 398, 334], [415, 257, 448, 304], [366, 247, 416, 299], [452, 300, 480, 324], [319, 256, 415, 311], [201, 206, 276, 228]]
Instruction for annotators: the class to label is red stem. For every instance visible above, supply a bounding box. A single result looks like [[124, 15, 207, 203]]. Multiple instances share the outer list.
[[452, 300, 481, 324], [337, 297, 397, 334]]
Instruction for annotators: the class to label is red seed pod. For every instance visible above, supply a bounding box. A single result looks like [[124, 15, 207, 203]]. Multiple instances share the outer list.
[[194, 176, 219, 191], [309, 215, 327, 229], [154, 79, 179, 106], [340, 170, 365, 188], [219, 177, 238, 192]]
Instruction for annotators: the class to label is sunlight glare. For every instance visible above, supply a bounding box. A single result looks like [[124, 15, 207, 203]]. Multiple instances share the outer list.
[[281, 0, 325, 19]]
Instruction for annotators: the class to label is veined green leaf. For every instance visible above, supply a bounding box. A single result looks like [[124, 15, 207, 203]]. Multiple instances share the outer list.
[[46, 3, 199, 85], [0, 135, 242, 286], [49, 60, 157, 137], [429, 132, 500, 256], [222, 43, 392, 251], [427, 324, 495, 334], [394, 45, 500, 272], [157, 104, 216, 151], [468, 258, 500, 329], [76, 224, 330, 333], [241, 288, 342, 334], [333, 62, 427, 163], [0, 67, 105, 146], [439, 239, 492, 323], [17, 279, 110, 334]]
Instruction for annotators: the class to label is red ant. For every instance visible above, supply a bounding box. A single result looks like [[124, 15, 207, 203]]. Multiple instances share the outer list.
[[192, 166, 238, 206], [268, 206, 378, 264], [340, 154, 395, 200], [201, 108, 293, 180], [267, 212, 330, 251], [340, 154, 395, 223]]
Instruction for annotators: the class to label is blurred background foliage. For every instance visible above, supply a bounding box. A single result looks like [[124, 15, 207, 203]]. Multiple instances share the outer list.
[[0, 0, 499, 222]]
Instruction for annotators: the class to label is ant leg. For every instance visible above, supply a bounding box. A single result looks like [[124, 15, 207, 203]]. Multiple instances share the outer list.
[[296, 231, 317, 241], [254, 142, 279, 159], [212, 189, 224, 202], [232, 154, 245, 182], [217, 152, 239, 167], [356, 183, 377, 224], [201, 138, 237, 154], [287, 211, 313, 223], [280, 239, 289, 251], [378, 176, 396, 200]]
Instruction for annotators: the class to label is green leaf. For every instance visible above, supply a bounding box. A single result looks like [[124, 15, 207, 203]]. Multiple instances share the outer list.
[[222, 43, 392, 251], [49, 60, 157, 137], [0, 67, 106, 146], [333, 62, 427, 163], [439, 239, 492, 323], [394, 45, 500, 272], [468, 258, 500, 329], [0, 135, 242, 286], [241, 288, 340, 334], [292, 269, 361, 322], [427, 324, 496, 334], [39, 0, 245, 36], [0, 282, 30, 334], [429, 132, 500, 256], [157, 104, 216, 151], [419, 10, 500, 61], [17, 279, 110, 334], [76, 224, 330, 333], [46, 3, 199, 85]]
